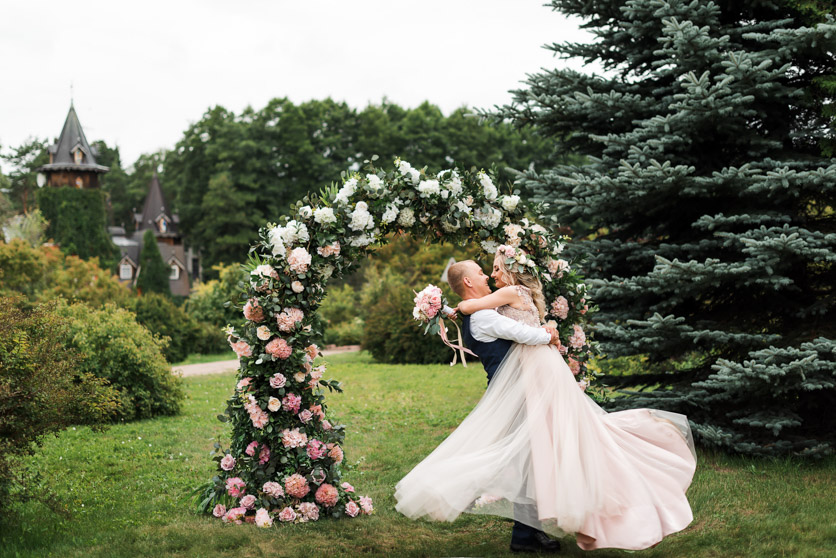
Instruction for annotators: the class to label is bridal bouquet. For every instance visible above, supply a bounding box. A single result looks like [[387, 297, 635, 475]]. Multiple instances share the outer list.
[[412, 284, 475, 366], [412, 284, 447, 335]]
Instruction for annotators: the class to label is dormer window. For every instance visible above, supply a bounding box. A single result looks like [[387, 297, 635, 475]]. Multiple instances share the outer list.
[[119, 263, 134, 280], [73, 149, 83, 164], [158, 217, 168, 233]]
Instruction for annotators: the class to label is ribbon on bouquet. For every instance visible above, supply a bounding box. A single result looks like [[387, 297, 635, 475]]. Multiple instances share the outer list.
[[437, 317, 477, 367]]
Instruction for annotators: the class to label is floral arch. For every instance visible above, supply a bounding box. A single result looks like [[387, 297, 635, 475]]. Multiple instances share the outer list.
[[197, 158, 595, 527]]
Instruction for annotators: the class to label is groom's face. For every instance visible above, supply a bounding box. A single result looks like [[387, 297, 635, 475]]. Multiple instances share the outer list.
[[465, 262, 492, 298]]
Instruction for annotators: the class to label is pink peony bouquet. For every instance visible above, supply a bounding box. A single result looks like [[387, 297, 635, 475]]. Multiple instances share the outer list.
[[412, 284, 452, 336]]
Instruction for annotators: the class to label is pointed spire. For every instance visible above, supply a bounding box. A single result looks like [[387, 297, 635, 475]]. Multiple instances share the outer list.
[[137, 173, 178, 236], [38, 103, 109, 174]]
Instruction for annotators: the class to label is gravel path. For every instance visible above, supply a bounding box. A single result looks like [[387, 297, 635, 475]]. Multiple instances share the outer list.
[[172, 345, 361, 377]]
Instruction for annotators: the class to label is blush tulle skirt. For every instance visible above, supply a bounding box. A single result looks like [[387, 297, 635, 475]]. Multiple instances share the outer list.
[[394, 344, 697, 551]]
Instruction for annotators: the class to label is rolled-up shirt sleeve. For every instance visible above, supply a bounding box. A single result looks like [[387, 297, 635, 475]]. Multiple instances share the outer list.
[[470, 309, 550, 345]]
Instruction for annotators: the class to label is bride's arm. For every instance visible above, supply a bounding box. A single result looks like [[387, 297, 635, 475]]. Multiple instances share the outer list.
[[457, 286, 520, 315]]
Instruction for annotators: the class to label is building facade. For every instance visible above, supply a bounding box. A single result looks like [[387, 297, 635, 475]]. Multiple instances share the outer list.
[[110, 174, 198, 296]]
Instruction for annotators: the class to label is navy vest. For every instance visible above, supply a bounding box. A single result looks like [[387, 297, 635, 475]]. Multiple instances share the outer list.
[[461, 314, 513, 385]]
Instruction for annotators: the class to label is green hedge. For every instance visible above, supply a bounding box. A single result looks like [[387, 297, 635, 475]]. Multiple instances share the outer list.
[[130, 292, 226, 363], [35, 187, 118, 267], [55, 301, 184, 421], [0, 297, 120, 508]]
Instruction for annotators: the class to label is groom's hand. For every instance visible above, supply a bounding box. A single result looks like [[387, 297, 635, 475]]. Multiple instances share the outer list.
[[544, 326, 560, 345]]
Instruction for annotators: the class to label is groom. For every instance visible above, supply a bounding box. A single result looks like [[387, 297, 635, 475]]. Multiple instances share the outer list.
[[446, 260, 562, 554]]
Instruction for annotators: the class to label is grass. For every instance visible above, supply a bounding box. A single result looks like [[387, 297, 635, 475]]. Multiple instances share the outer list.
[[172, 352, 237, 366], [3, 351, 835, 557]]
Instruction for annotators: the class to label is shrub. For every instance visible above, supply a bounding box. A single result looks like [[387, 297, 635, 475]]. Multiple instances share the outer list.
[[0, 240, 132, 308], [55, 301, 184, 421], [362, 271, 457, 365], [320, 283, 364, 346], [0, 297, 120, 508], [39, 252, 133, 308], [192, 320, 228, 355], [184, 263, 246, 327], [0, 239, 49, 297], [129, 293, 202, 363]]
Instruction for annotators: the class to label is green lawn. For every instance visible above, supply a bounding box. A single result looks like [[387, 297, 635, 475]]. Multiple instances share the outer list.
[[3, 352, 834, 557]]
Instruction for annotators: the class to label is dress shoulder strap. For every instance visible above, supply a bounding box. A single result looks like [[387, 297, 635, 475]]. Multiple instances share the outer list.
[[515, 284, 534, 307]]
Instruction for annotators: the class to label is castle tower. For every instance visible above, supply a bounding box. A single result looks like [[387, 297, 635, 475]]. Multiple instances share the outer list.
[[37, 103, 109, 188]]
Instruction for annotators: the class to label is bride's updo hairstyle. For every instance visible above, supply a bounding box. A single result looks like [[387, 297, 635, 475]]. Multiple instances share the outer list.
[[495, 245, 547, 322]]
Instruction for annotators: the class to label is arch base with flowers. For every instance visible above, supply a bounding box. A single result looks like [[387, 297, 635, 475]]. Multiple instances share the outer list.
[[197, 158, 596, 527]]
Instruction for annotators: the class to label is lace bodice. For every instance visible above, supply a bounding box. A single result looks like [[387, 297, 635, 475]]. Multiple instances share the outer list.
[[497, 285, 540, 327]]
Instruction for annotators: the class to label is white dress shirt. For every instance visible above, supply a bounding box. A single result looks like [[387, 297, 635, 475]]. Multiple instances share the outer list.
[[469, 309, 551, 345]]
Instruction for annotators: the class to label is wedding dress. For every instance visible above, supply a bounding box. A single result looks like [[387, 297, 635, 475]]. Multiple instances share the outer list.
[[394, 286, 697, 551]]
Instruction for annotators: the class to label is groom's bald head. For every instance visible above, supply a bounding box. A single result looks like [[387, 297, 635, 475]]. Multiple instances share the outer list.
[[447, 260, 479, 298]]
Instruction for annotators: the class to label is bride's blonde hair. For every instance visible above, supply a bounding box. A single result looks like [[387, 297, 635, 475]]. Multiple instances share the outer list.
[[494, 246, 546, 323]]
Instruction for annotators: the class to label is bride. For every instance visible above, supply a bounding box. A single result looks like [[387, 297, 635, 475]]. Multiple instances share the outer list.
[[394, 246, 697, 551]]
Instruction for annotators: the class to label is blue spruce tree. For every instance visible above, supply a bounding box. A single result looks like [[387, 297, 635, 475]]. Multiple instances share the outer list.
[[495, 1, 836, 456]]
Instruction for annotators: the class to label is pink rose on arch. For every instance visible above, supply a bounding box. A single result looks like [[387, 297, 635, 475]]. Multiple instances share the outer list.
[[223, 506, 247, 524], [245, 441, 259, 456], [284, 473, 310, 499], [230, 340, 252, 358], [568, 324, 586, 349], [306, 344, 320, 360], [236, 377, 252, 390], [262, 481, 284, 499], [240, 494, 256, 509], [225, 477, 246, 498], [568, 357, 581, 376], [341, 482, 354, 493], [298, 409, 313, 423], [243, 298, 265, 322], [276, 307, 305, 332], [345, 500, 361, 517], [311, 468, 327, 485], [309, 404, 324, 420], [278, 506, 297, 522], [315, 483, 339, 507], [307, 439, 326, 460], [317, 242, 340, 258], [255, 507, 272, 528], [287, 247, 312, 273], [258, 444, 270, 465], [359, 496, 373, 515], [281, 428, 308, 449], [251, 411, 269, 429], [269, 373, 286, 388], [321, 420, 332, 431], [220, 454, 235, 471], [282, 393, 302, 414], [328, 444, 344, 464], [310, 366, 325, 381], [212, 504, 226, 518], [297, 502, 320, 521], [265, 337, 292, 359]]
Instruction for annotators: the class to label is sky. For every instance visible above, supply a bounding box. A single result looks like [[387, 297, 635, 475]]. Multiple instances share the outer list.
[[0, 1, 593, 170]]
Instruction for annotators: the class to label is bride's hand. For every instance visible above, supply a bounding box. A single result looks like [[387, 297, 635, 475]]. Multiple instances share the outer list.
[[448, 307, 459, 320]]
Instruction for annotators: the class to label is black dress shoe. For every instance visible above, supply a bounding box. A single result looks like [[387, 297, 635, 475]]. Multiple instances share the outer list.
[[509, 531, 562, 553]]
